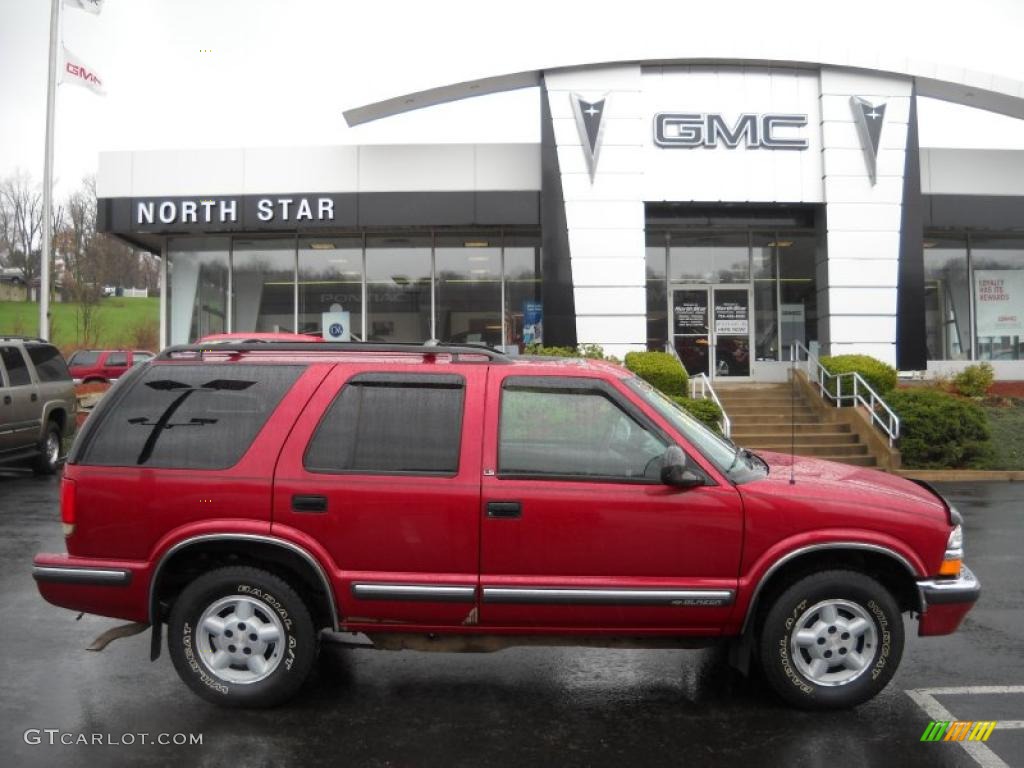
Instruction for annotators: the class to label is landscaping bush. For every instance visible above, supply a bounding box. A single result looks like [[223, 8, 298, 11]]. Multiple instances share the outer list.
[[820, 354, 897, 397], [671, 396, 723, 432], [624, 351, 688, 397], [888, 388, 992, 469], [952, 362, 994, 398], [523, 343, 613, 360]]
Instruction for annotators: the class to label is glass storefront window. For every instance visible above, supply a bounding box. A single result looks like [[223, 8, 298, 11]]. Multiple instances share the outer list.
[[167, 237, 228, 345], [751, 234, 778, 361], [231, 239, 297, 333], [971, 236, 1024, 361], [435, 234, 502, 346], [923, 236, 970, 360], [298, 236, 363, 339], [365, 234, 432, 342], [778, 234, 817, 353], [669, 232, 749, 283], [645, 232, 667, 351], [504, 233, 542, 349]]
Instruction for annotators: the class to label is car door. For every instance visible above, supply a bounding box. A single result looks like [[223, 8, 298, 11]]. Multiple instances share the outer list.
[[0, 346, 41, 453], [479, 369, 744, 630], [103, 351, 130, 380], [272, 364, 486, 627]]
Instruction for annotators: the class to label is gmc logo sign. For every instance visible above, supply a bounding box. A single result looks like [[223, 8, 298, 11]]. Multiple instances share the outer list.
[[654, 113, 808, 150], [66, 62, 101, 85]]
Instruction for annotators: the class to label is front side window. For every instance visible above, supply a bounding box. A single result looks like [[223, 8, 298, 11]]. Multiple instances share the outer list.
[[305, 374, 464, 475], [106, 352, 129, 367], [0, 347, 30, 386], [68, 350, 100, 367], [499, 381, 666, 481], [81, 364, 302, 469]]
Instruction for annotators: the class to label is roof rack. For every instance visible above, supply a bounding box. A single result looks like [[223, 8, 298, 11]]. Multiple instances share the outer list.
[[0, 335, 47, 343], [155, 341, 511, 362]]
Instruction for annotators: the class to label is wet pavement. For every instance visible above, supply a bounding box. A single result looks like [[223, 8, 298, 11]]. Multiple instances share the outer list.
[[0, 471, 1021, 768]]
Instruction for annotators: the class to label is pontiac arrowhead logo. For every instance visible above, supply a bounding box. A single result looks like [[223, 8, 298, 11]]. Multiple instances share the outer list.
[[571, 92, 608, 182], [850, 96, 887, 185]]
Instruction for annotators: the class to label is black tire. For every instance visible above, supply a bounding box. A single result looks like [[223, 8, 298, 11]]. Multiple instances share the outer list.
[[168, 566, 318, 708], [758, 570, 904, 710], [32, 422, 61, 475]]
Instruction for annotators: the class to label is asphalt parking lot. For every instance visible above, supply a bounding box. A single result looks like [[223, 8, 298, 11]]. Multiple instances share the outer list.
[[0, 472, 1021, 768]]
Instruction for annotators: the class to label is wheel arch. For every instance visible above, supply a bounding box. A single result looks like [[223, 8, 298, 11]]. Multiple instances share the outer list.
[[741, 543, 924, 636], [150, 534, 339, 632]]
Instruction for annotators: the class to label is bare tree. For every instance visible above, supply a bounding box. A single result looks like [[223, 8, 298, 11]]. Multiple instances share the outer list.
[[0, 170, 43, 301], [62, 176, 104, 345]]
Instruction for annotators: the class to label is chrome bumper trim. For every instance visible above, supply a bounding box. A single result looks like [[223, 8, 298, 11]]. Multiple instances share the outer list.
[[32, 566, 132, 586], [917, 565, 981, 608]]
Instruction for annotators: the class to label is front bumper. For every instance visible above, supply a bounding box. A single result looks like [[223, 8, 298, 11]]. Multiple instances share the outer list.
[[916, 564, 981, 636]]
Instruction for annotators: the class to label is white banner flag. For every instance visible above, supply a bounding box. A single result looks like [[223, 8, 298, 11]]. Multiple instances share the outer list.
[[64, 0, 104, 14], [60, 46, 105, 95]]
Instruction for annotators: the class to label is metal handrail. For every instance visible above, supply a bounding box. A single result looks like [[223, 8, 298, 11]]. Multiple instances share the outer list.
[[689, 372, 732, 438], [789, 341, 900, 446]]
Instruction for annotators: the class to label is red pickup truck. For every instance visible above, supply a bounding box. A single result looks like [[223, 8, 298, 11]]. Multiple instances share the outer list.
[[33, 342, 978, 709]]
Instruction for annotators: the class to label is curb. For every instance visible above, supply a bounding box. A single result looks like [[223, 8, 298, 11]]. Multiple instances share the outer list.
[[895, 470, 1024, 482]]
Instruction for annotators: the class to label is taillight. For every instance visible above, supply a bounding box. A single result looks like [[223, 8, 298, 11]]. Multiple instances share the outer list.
[[60, 477, 77, 537]]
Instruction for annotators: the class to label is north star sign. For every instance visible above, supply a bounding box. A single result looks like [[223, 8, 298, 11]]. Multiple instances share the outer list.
[[654, 112, 809, 149], [135, 196, 337, 226]]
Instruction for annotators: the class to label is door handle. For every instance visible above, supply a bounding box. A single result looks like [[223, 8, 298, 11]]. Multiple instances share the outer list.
[[2, 395, 10, 405], [486, 501, 522, 519], [291, 494, 328, 513], [30, 393, 38, 402]]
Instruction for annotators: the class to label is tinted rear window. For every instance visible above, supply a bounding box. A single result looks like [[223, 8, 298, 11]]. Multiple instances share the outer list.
[[27, 345, 71, 382], [81, 364, 303, 469], [69, 351, 101, 367], [305, 374, 464, 474], [0, 347, 30, 386]]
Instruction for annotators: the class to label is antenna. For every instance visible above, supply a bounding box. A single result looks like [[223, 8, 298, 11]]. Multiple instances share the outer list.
[[789, 342, 797, 485]]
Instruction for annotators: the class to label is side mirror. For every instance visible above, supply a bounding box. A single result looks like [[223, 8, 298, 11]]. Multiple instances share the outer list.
[[660, 445, 704, 488]]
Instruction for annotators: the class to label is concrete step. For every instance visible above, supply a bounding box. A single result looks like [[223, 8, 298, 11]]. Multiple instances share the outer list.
[[733, 432, 859, 445], [728, 412, 817, 423], [746, 443, 869, 457], [718, 398, 806, 408], [726, 403, 816, 414], [732, 422, 852, 435]]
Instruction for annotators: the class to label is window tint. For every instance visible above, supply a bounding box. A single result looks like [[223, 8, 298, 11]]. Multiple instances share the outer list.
[[81, 364, 302, 469], [27, 345, 71, 382], [106, 352, 129, 367], [0, 347, 31, 386], [69, 350, 101, 367], [499, 383, 666, 481], [305, 374, 464, 474]]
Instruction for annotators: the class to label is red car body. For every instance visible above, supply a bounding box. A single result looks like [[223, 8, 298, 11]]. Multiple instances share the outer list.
[[33, 343, 978, 707], [67, 349, 155, 384]]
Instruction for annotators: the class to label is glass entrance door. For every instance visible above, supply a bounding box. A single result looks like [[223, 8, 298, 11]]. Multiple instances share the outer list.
[[672, 285, 753, 379]]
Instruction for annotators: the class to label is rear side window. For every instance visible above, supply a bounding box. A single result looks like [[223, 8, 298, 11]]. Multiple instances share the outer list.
[[106, 352, 129, 367], [81, 364, 303, 469], [69, 350, 100, 367], [27, 345, 71, 382], [0, 347, 31, 386], [305, 373, 464, 475], [133, 352, 154, 365]]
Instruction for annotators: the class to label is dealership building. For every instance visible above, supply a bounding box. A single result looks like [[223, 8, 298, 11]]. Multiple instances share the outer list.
[[96, 57, 1024, 381]]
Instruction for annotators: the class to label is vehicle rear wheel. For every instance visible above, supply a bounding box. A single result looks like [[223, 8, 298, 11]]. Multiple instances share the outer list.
[[167, 566, 318, 708], [32, 422, 61, 475], [758, 570, 904, 709]]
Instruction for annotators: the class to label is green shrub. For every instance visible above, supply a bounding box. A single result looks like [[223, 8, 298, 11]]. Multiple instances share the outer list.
[[523, 343, 613, 361], [952, 363, 994, 398], [671, 396, 723, 432], [888, 388, 991, 469], [820, 354, 898, 397], [624, 351, 688, 397]]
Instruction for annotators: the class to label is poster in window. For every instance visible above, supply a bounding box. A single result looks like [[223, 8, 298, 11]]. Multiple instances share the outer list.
[[672, 290, 708, 335], [713, 291, 750, 336], [522, 301, 543, 345], [975, 270, 1024, 337]]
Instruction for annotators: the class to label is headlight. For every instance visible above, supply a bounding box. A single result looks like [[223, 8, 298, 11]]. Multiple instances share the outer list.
[[947, 525, 963, 553]]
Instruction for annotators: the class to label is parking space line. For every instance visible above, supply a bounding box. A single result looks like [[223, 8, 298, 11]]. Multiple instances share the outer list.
[[906, 687, 1021, 768]]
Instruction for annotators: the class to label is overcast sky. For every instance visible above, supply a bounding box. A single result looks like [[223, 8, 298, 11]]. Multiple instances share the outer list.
[[2, 0, 1024, 197]]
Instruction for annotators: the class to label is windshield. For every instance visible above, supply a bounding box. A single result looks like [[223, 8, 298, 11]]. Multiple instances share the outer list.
[[625, 376, 767, 482]]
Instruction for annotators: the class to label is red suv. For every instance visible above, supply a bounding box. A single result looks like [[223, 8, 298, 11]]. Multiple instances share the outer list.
[[33, 342, 978, 709], [66, 349, 155, 384]]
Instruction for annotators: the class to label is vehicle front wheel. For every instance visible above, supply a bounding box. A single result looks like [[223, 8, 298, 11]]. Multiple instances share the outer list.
[[758, 570, 904, 709], [32, 422, 61, 475], [167, 566, 318, 708]]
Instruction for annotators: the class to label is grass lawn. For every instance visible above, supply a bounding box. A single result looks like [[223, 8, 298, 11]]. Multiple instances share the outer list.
[[978, 399, 1024, 470], [0, 298, 159, 352]]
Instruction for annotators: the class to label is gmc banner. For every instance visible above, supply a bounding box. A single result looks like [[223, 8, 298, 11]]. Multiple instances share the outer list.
[[60, 45, 105, 96]]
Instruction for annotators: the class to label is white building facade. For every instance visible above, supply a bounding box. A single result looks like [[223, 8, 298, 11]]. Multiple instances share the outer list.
[[97, 58, 1024, 380]]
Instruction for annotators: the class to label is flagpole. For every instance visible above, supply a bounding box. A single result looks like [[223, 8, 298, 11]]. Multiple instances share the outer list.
[[40, 0, 61, 341]]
